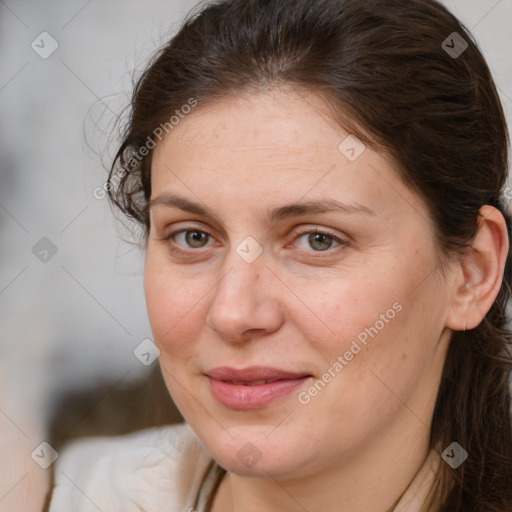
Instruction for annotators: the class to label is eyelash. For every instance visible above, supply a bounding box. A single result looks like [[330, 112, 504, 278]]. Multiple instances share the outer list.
[[163, 227, 348, 255]]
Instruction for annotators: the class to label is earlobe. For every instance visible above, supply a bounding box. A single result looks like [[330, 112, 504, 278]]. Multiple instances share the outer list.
[[445, 205, 509, 332]]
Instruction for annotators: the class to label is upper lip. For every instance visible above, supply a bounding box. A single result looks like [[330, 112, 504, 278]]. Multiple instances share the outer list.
[[206, 366, 311, 382]]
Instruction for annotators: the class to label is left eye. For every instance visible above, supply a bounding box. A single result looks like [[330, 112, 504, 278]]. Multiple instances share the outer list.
[[294, 230, 344, 252]]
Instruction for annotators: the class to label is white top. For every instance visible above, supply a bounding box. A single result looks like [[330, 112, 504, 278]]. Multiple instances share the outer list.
[[49, 422, 224, 512], [49, 422, 443, 512]]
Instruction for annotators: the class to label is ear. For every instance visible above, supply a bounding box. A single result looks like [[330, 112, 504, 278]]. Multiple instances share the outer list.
[[446, 205, 509, 331]]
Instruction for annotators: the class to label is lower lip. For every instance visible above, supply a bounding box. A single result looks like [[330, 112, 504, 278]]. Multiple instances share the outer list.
[[207, 376, 311, 410]]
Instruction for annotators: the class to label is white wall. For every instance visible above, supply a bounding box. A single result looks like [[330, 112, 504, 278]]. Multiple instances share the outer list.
[[0, 1, 199, 509]]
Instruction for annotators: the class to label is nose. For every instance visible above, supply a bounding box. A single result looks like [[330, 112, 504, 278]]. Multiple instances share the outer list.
[[205, 249, 284, 343]]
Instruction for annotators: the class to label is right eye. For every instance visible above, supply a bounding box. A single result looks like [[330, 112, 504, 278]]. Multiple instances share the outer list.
[[165, 228, 214, 251]]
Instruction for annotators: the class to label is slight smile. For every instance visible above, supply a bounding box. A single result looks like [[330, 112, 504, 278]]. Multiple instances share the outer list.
[[206, 366, 313, 410]]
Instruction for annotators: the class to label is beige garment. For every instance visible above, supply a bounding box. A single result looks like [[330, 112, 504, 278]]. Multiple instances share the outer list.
[[49, 422, 443, 512]]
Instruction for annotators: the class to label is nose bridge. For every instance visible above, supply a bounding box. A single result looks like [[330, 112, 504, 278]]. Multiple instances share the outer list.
[[216, 231, 266, 298], [211, 246, 263, 316], [206, 244, 281, 339]]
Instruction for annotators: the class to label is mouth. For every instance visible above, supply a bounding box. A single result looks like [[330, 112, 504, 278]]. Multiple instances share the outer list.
[[205, 366, 313, 410], [223, 379, 288, 386]]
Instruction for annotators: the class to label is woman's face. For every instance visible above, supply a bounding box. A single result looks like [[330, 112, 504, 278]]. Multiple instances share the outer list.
[[144, 88, 454, 479]]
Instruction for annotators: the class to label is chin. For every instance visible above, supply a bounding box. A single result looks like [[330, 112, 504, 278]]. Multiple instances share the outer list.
[[198, 429, 308, 478]]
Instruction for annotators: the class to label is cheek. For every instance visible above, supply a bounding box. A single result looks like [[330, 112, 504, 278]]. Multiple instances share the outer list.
[[298, 253, 438, 395], [312, 278, 443, 428], [144, 257, 206, 412], [293, 264, 406, 352], [144, 248, 205, 354]]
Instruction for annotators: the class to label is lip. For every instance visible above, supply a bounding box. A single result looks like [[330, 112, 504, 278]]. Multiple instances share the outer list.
[[206, 366, 312, 410]]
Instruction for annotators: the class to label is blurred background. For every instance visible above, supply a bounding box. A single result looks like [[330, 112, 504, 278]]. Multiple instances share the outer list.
[[0, 0, 511, 510]]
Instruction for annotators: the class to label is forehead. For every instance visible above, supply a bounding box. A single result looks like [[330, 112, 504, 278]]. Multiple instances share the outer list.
[[153, 90, 360, 178], [149, 88, 422, 225]]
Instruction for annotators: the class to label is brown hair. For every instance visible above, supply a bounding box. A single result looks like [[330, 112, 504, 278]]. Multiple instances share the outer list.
[[107, 0, 512, 509]]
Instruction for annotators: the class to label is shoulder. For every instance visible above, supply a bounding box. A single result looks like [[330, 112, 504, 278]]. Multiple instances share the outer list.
[[49, 422, 213, 512]]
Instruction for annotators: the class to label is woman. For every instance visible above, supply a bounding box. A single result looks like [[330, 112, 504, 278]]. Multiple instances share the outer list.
[[47, 0, 512, 510]]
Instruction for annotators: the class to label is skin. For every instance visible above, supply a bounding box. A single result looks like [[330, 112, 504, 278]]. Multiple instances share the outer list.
[[144, 87, 508, 512]]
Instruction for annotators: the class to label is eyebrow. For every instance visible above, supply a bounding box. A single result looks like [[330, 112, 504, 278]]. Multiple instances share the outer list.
[[148, 193, 376, 224]]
